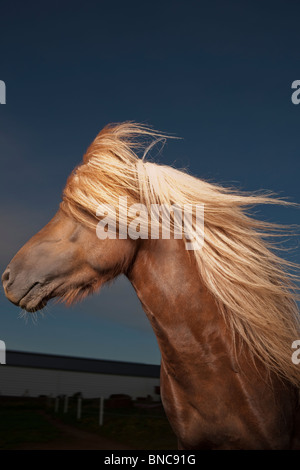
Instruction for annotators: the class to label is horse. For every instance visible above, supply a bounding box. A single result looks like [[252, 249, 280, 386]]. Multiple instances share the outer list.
[[2, 122, 300, 449]]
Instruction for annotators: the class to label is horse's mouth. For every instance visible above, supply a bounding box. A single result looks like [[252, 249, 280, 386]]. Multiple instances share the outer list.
[[18, 282, 55, 313], [15, 279, 99, 313]]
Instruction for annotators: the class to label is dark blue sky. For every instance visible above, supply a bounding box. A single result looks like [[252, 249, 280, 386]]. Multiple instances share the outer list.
[[0, 1, 299, 364]]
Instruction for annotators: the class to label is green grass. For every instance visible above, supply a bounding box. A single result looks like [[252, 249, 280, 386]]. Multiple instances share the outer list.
[[0, 403, 60, 449]]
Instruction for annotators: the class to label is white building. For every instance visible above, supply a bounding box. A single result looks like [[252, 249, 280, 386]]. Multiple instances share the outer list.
[[0, 351, 160, 399]]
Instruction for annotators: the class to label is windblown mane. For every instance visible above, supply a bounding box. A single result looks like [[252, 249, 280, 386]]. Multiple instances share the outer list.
[[62, 122, 300, 387]]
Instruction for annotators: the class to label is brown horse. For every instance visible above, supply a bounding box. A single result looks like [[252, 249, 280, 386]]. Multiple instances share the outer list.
[[2, 122, 300, 449]]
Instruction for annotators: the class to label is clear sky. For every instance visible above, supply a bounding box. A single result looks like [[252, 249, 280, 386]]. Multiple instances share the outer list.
[[0, 1, 299, 364]]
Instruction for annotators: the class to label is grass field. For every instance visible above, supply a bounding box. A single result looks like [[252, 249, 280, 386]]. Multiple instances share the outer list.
[[0, 397, 177, 450], [51, 399, 178, 450], [0, 400, 60, 449]]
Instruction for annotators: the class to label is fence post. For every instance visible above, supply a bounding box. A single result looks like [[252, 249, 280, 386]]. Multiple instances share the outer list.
[[77, 397, 82, 420], [99, 396, 104, 426], [63, 395, 69, 414], [54, 397, 59, 413]]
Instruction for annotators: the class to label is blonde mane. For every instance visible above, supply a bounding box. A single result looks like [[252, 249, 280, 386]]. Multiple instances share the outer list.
[[63, 122, 300, 387]]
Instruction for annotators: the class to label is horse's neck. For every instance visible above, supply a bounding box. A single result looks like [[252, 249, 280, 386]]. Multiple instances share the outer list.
[[127, 238, 299, 450], [128, 239, 235, 375]]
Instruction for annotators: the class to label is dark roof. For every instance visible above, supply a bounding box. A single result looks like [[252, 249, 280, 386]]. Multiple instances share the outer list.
[[6, 351, 160, 378]]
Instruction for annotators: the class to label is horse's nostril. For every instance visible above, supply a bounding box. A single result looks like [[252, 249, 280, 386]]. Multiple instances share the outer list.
[[1, 268, 10, 288]]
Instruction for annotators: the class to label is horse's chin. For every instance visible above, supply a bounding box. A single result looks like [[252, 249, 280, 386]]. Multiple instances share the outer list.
[[21, 299, 49, 313], [18, 281, 56, 313], [16, 278, 102, 313]]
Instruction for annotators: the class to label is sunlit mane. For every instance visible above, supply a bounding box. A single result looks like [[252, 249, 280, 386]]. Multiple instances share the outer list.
[[62, 122, 300, 386]]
